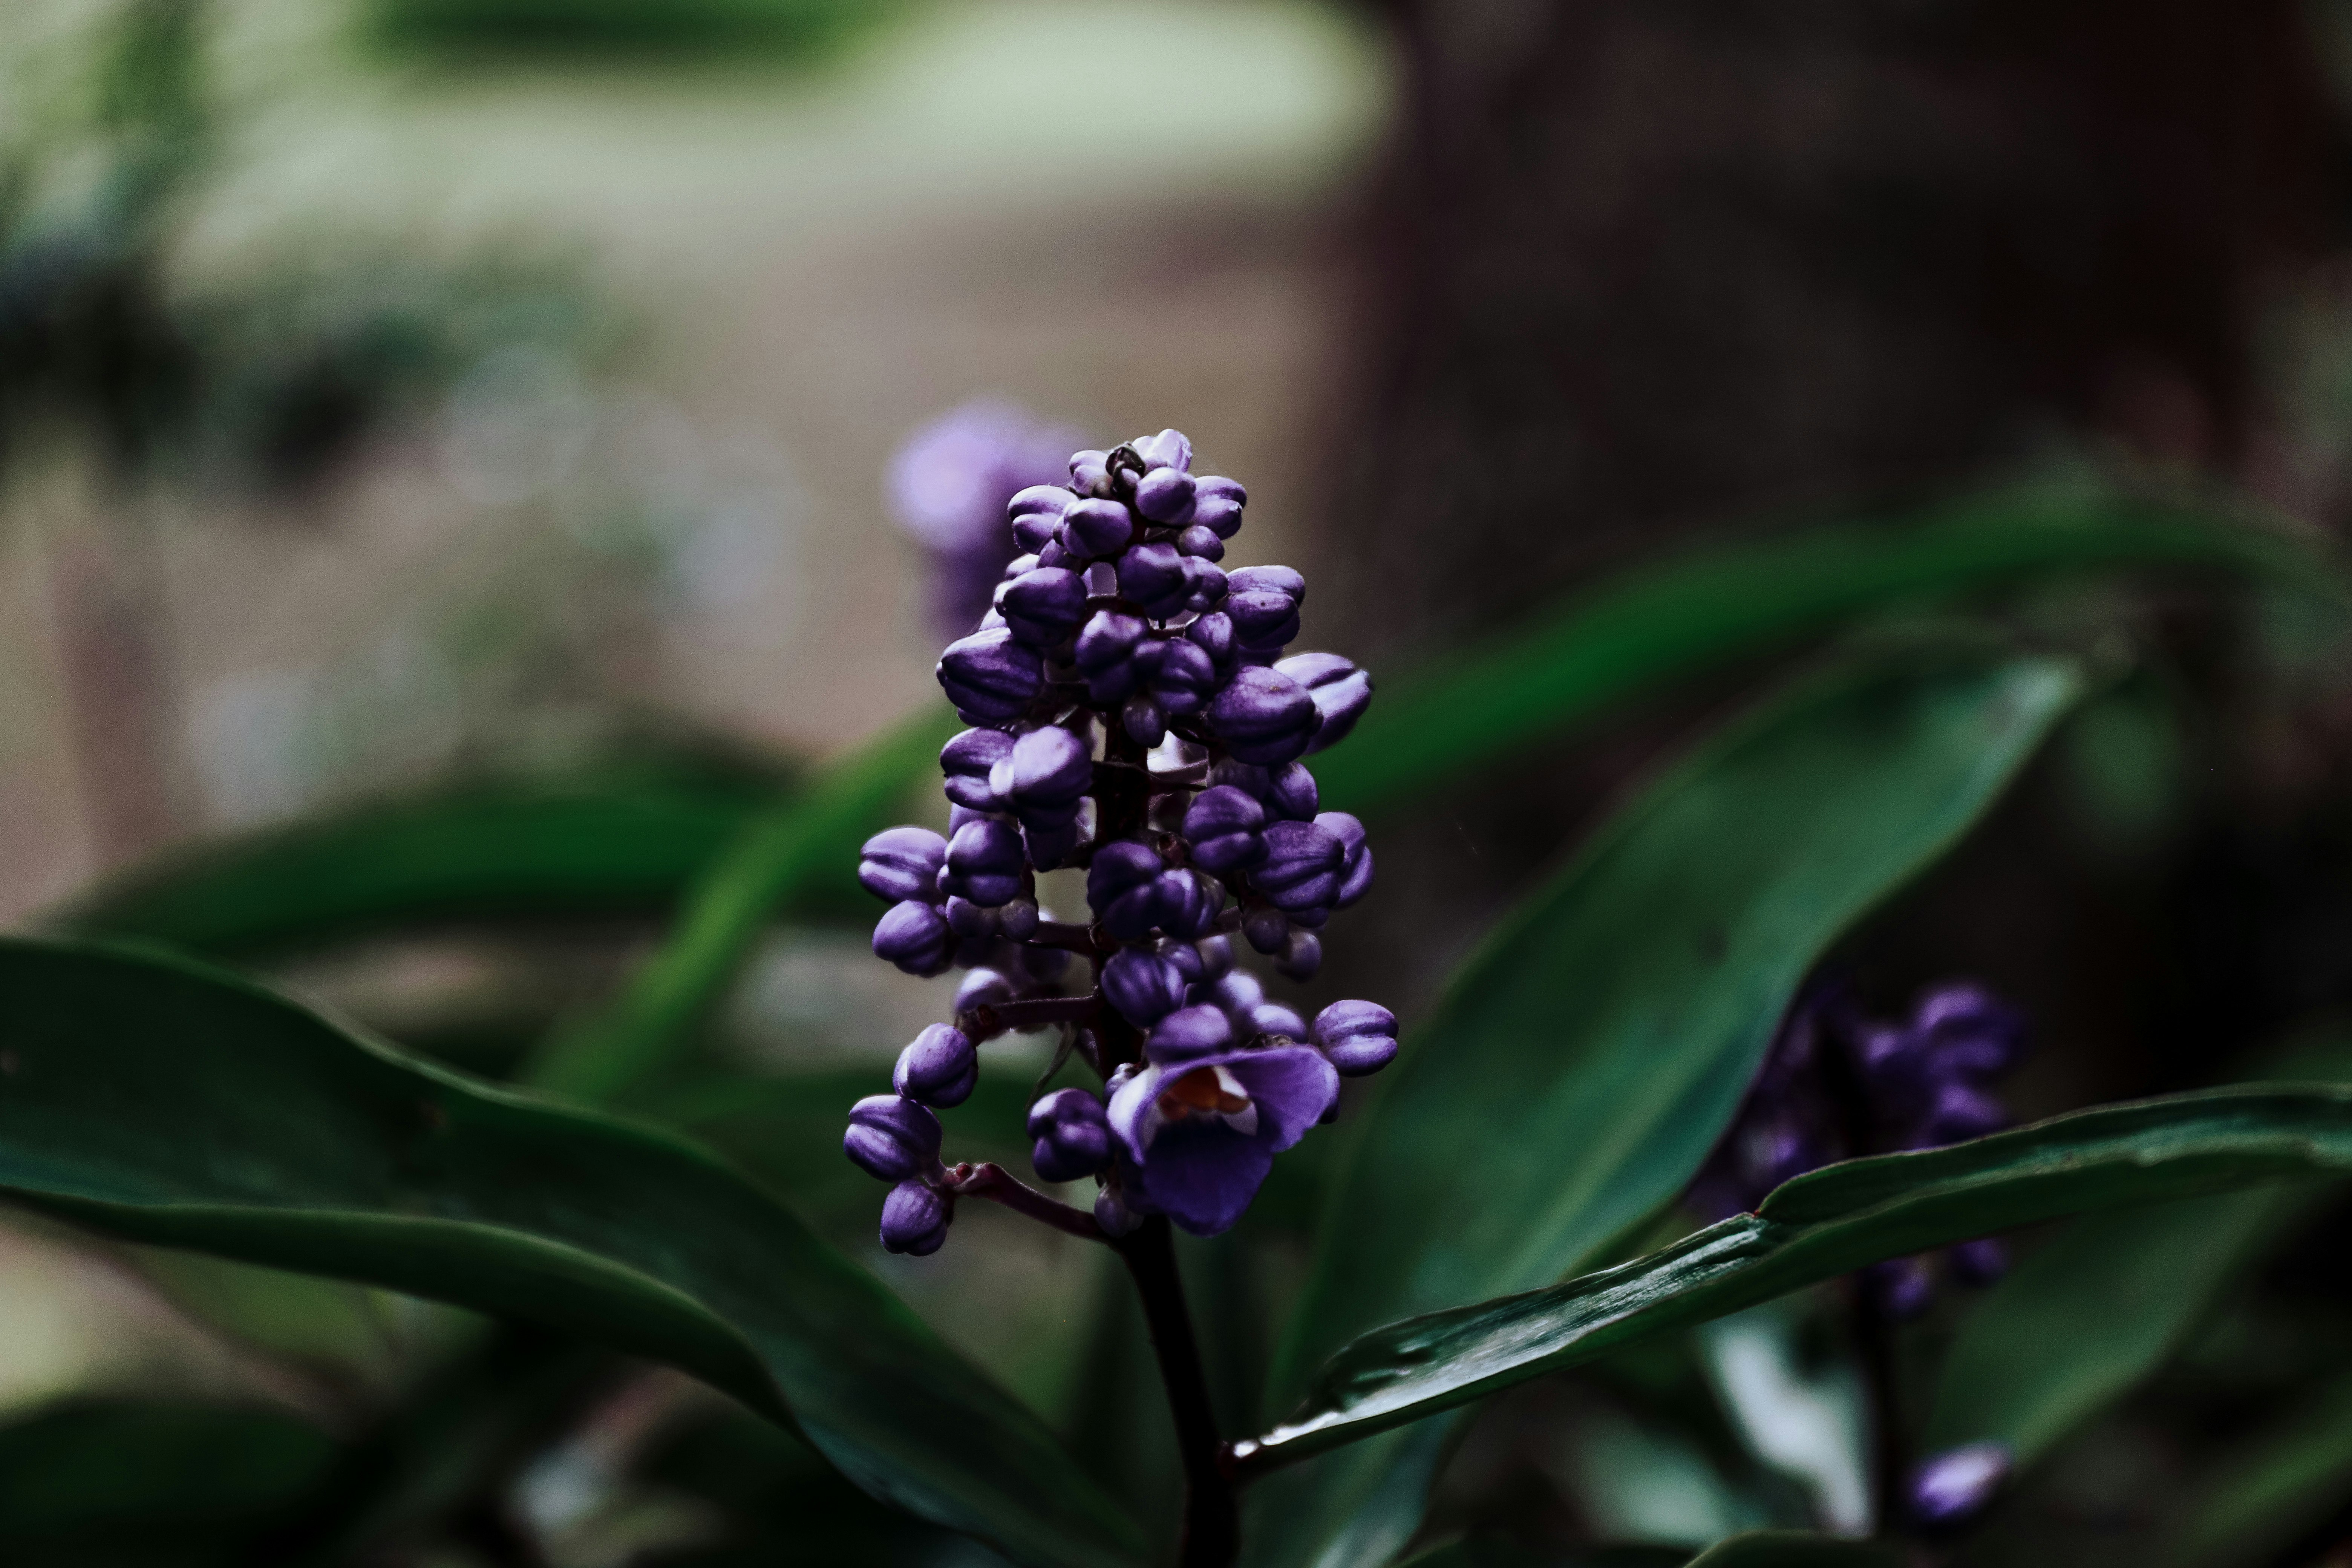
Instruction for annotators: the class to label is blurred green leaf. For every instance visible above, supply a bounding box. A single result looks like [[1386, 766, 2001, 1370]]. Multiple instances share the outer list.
[[1241, 1085, 2352, 1475], [1398, 1530, 1893, 1568], [56, 745, 804, 957], [0, 938, 1141, 1568], [0, 1396, 338, 1565], [2158, 1364, 2352, 1568], [523, 709, 957, 1104], [1318, 486, 2337, 816], [1922, 1038, 2352, 1467], [1248, 639, 2086, 1566]]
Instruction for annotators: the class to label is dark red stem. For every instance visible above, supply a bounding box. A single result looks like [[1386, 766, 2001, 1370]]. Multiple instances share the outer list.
[[943, 1163, 1109, 1245]]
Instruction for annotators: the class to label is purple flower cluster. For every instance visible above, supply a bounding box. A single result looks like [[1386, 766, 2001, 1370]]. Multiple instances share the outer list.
[[847, 429, 1396, 1253], [887, 400, 1080, 643], [1689, 979, 2027, 1316]]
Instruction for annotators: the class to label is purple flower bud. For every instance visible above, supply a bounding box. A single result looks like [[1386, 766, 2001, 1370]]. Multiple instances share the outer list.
[[894, 1024, 978, 1107], [1209, 667, 1319, 766], [1212, 759, 1319, 820], [1009, 483, 1074, 519], [1184, 786, 1268, 874], [1070, 447, 1108, 476], [1181, 556, 1229, 614], [1870, 1255, 1937, 1320], [1274, 929, 1322, 981], [1161, 868, 1224, 940], [1176, 524, 1225, 560], [943, 895, 998, 938], [1242, 906, 1289, 955], [1257, 818, 1345, 911], [1226, 590, 1301, 656], [1123, 697, 1167, 749], [1159, 937, 1207, 985], [1909, 1442, 2011, 1531], [940, 728, 1014, 811], [956, 967, 1016, 1012], [1186, 610, 1236, 673], [1024, 817, 1085, 871], [943, 818, 1026, 908], [937, 628, 1043, 724], [1915, 983, 2027, 1080], [1147, 1004, 1234, 1065], [990, 725, 1092, 826], [1198, 968, 1263, 1015], [1316, 810, 1374, 907], [1118, 542, 1190, 619], [1028, 1088, 1115, 1183], [873, 900, 952, 976], [1103, 947, 1190, 1028], [880, 1179, 951, 1255], [1075, 610, 1149, 704], [1278, 652, 1374, 753], [1135, 467, 1197, 524], [844, 1093, 942, 1181], [1063, 498, 1135, 558], [1227, 565, 1302, 607], [999, 567, 1087, 648], [1249, 1001, 1308, 1040], [1948, 1236, 2009, 1285], [1194, 933, 1235, 981], [858, 826, 947, 904], [1132, 429, 1193, 473], [1089, 839, 1173, 940], [1919, 1081, 2007, 1145], [1313, 1000, 1398, 1076], [1143, 636, 1217, 719], [1192, 475, 1246, 539], [1035, 539, 1075, 571]]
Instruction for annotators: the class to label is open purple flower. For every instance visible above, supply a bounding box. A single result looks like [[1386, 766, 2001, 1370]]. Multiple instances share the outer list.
[[1107, 1043, 1338, 1236]]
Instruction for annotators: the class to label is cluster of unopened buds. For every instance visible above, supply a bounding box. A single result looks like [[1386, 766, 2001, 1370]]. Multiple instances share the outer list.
[[844, 429, 1397, 1253], [1692, 978, 2028, 1314]]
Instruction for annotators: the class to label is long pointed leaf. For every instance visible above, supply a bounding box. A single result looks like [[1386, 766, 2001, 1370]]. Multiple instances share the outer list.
[[1319, 486, 2336, 815], [0, 938, 1139, 1568], [1239, 1086, 2352, 1472], [1249, 639, 2084, 1566]]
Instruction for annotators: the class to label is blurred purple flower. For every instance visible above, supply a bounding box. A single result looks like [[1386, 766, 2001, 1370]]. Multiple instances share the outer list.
[[887, 400, 1079, 642]]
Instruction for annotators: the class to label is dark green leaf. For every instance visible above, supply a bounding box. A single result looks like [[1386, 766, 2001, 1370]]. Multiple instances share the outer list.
[[522, 709, 957, 1103], [1317, 486, 2334, 815], [1240, 1085, 2352, 1473], [0, 938, 1140, 1568], [2157, 1364, 2352, 1568], [1248, 640, 2085, 1566], [56, 746, 801, 958], [1681, 1534, 1901, 1568], [1922, 1039, 2352, 1465]]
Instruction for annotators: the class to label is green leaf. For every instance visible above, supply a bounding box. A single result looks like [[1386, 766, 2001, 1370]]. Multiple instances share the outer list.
[[521, 708, 959, 1104], [1240, 1084, 2352, 1474], [2158, 1364, 2352, 1568], [1680, 1535, 1901, 1568], [1316, 485, 2336, 816], [56, 746, 802, 958], [0, 938, 1140, 1568], [1247, 639, 2085, 1566], [1922, 1038, 2352, 1466]]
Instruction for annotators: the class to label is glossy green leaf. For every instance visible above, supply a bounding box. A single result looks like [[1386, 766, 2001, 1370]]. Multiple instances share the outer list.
[[1922, 1038, 2352, 1465], [522, 708, 958, 1103], [1240, 1085, 2352, 1473], [2158, 1364, 2352, 1568], [1317, 485, 2337, 816], [56, 747, 802, 957], [1248, 640, 2085, 1566], [0, 938, 1140, 1568], [1397, 1530, 1893, 1568]]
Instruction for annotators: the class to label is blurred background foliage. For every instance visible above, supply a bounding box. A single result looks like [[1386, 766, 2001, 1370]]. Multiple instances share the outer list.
[[9, 0, 2352, 1566]]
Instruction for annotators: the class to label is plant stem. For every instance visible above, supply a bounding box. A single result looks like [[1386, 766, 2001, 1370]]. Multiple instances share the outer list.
[[943, 1162, 1108, 1244], [1116, 1217, 1240, 1567], [1815, 1008, 1908, 1532]]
